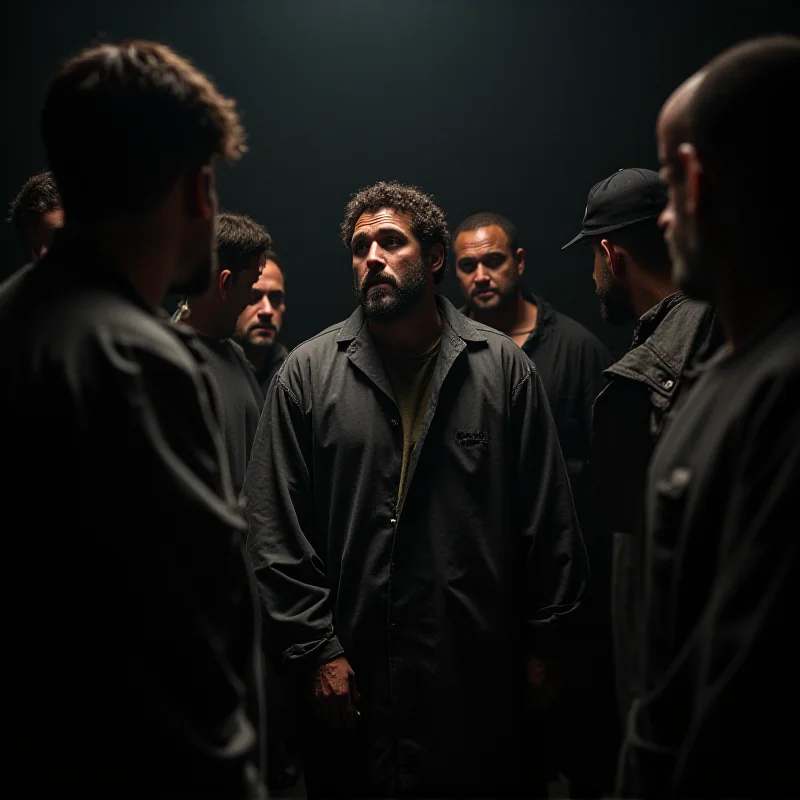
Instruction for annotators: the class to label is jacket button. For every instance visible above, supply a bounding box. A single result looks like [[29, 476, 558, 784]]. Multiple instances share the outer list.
[[664, 379, 674, 389], [390, 517, 397, 525], [390, 418, 399, 427]]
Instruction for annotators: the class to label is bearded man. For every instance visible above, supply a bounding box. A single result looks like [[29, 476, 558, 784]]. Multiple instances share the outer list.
[[245, 181, 588, 799]]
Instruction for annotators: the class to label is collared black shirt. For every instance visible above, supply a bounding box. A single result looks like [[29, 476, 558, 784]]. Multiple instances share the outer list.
[[245, 297, 588, 798], [0, 231, 264, 798], [462, 289, 614, 491]]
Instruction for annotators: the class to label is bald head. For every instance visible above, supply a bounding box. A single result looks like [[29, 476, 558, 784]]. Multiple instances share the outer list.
[[657, 71, 704, 163]]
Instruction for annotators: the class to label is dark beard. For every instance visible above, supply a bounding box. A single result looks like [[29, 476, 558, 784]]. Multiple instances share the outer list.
[[355, 258, 427, 321], [597, 255, 635, 326]]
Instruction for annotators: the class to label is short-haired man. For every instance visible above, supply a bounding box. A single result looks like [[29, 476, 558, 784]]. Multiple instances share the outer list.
[[562, 168, 720, 729], [7, 170, 63, 262], [454, 212, 613, 499], [619, 36, 800, 797], [0, 41, 264, 797], [246, 181, 587, 798], [177, 211, 269, 497], [235, 249, 288, 397]]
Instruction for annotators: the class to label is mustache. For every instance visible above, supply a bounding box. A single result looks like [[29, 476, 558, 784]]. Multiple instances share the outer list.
[[361, 272, 399, 292]]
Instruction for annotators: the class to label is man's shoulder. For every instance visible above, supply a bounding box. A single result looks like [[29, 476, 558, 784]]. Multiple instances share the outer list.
[[3, 271, 198, 386]]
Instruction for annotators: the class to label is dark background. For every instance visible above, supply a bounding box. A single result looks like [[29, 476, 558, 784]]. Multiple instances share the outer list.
[[2, 0, 798, 356]]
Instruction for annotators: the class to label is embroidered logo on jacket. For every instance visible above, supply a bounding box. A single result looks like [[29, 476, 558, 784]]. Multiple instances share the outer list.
[[456, 429, 490, 448]]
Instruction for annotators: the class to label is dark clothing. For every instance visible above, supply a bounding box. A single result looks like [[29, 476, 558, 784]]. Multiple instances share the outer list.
[[461, 289, 614, 495], [1, 231, 264, 798], [592, 292, 720, 720], [189, 333, 264, 498], [461, 290, 613, 795], [245, 296, 588, 798], [619, 306, 800, 798], [254, 341, 288, 399]]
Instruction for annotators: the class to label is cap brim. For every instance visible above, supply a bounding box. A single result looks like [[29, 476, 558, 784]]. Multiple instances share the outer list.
[[561, 232, 585, 250]]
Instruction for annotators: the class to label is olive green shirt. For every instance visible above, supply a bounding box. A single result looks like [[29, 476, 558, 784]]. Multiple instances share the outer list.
[[381, 339, 441, 502]]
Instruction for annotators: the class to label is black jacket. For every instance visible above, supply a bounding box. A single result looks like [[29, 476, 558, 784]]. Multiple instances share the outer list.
[[245, 296, 588, 797], [0, 231, 264, 798], [591, 292, 720, 719]]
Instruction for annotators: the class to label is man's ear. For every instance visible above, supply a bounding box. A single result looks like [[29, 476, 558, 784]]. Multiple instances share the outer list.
[[218, 269, 232, 300], [515, 248, 526, 278], [679, 143, 703, 216], [600, 238, 626, 280], [186, 164, 215, 221], [427, 242, 446, 277]]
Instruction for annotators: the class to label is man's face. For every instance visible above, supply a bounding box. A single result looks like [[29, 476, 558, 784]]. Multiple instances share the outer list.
[[28, 207, 64, 261], [235, 259, 285, 350], [351, 208, 429, 321], [590, 241, 635, 325], [657, 113, 711, 300], [453, 225, 522, 312]]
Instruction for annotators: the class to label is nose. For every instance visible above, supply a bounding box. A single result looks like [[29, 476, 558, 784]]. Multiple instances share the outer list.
[[366, 241, 385, 271], [658, 203, 673, 231], [474, 264, 491, 285], [258, 297, 274, 317]]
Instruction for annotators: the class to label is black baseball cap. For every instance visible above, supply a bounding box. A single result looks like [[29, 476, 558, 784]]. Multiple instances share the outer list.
[[561, 168, 667, 250]]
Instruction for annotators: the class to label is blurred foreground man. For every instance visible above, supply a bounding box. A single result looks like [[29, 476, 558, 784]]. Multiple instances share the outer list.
[[246, 181, 588, 798], [620, 36, 800, 798], [236, 249, 288, 397], [0, 41, 264, 798], [177, 211, 268, 497], [7, 170, 63, 262]]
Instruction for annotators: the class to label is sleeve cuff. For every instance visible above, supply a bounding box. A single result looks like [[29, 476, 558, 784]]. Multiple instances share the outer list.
[[281, 632, 345, 671]]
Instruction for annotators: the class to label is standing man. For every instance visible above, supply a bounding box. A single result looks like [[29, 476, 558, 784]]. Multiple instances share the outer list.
[[454, 212, 613, 497], [7, 170, 63, 262], [620, 36, 800, 797], [1, 40, 264, 798], [235, 248, 288, 397], [177, 211, 269, 497], [562, 168, 719, 724], [246, 181, 588, 798]]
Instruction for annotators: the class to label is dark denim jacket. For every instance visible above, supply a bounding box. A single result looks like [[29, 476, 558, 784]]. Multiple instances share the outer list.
[[591, 292, 721, 718]]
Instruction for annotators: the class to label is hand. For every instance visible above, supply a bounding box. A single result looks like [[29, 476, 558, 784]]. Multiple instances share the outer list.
[[309, 656, 361, 729], [525, 655, 561, 711]]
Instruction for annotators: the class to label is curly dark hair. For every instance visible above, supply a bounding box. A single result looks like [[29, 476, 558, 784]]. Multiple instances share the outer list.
[[340, 181, 451, 284], [41, 39, 246, 220], [7, 171, 61, 249]]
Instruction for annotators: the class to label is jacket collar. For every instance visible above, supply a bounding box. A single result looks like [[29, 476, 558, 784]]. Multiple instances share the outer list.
[[605, 291, 713, 401], [336, 294, 488, 346]]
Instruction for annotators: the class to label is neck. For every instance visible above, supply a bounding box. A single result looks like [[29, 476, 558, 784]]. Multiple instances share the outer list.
[[243, 342, 273, 372], [68, 219, 177, 311], [470, 288, 535, 335], [715, 272, 793, 352], [369, 294, 443, 356], [630, 272, 678, 319], [185, 299, 232, 341]]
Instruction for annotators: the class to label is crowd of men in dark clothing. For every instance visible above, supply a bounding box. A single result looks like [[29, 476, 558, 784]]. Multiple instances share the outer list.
[[3, 31, 798, 800]]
